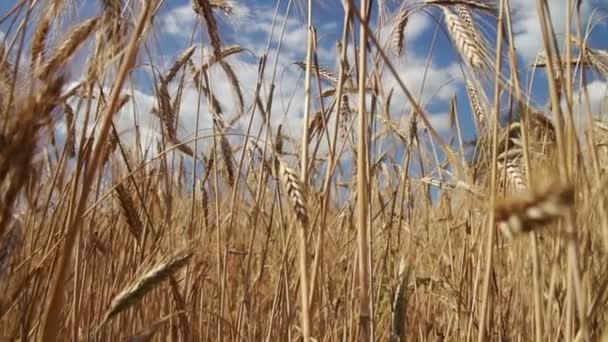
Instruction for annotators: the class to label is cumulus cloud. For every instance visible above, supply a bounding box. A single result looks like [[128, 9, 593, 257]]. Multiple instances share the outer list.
[[102, 2, 476, 163]]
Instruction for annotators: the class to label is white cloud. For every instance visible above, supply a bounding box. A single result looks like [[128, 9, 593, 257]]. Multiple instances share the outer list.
[[512, 0, 608, 61], [568, 80, 608, 120], [159, 5, 197, 38], [108, 3, 468, 164]]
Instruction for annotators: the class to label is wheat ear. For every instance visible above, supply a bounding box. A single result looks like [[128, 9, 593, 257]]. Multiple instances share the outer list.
[[495, 181, 574, 238], [94, 247, 193, 334], [37, 17, 100, 79], [392, 9, 409, 56], [443, 8, 487, 69], [277, 159, 309, 226]]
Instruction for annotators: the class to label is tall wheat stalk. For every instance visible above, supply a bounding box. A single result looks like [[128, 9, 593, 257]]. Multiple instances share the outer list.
[[355, 0, 373, 340], [297, 0, 314, 339], [477, 0, 505, 340]]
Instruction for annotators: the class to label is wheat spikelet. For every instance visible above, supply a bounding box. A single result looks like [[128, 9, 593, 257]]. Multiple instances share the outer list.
[[465, 80, 487, 130], [157, 83, 176, 140], [192, 0, 223, 58], [277, 159, 309, 226], [390, 257, 409, 342], [209, 0, 234, 14], [115, 183, 143, 240], [308, 110, 329, 140], [124, 312, 182, 342], [500, 160, 526, 191], [586, 48, 608, 78], [456, 5, 481, 42], [218, 60, 244, 113], [443, 8, 486, 69], [424, 0, 497, 13], [200, 183, 209, 228], [219, 134, 235, 187], [63, 104, 76, 157], [392, 9, 409, 56], [97, 247, 193, 330], [37, 17, 100, 79], [495, 180, 574, 238], [0, 217, 23, 289], [199, 45, 244, 72], [339, 94, 352, 139], [31, 10, 53, 68], [295, 62, 338, 84], [164, 46, 197, 84]]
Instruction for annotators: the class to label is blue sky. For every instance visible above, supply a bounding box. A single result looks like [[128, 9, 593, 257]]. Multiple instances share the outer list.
[[1, 0, 608, 185]]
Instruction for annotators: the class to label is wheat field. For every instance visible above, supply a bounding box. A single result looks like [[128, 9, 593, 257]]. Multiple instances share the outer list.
[[0, 0, 607, 341]]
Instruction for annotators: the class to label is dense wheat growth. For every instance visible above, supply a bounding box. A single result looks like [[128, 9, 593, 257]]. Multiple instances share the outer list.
[[0, 0, 608, 341]]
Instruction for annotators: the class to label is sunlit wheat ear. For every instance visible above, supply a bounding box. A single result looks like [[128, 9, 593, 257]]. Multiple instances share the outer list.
[[95, 247, 193, 332], [277, 159, 309, 226], [392, 9, 409, 56], [31, 11, 52, 68], [424, 0, 497, 13], [37, 17, 100, 79], [456, 5, 480, 41], [495, 181, 574, 238], [164, 46, 197, 84], [295, 62, 338, 84], [586, 48, 608, 78], [465, 80, 487, 130], [442, 7, 487, 70], [390, 257, 409, 341]]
